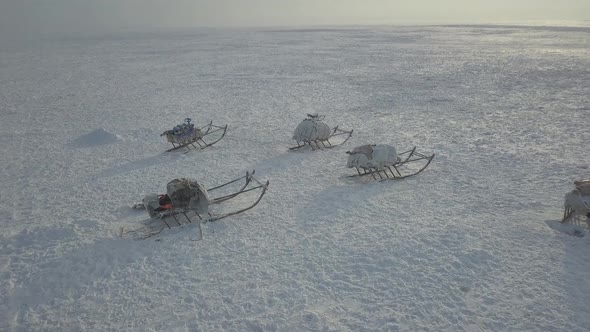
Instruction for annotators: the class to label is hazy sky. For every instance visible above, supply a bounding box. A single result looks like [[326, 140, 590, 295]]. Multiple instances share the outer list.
[[1, 0, 589, 38]]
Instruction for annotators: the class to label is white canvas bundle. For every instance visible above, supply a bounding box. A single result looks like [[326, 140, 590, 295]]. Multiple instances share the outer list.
[[347, 144, 399, 169], [292, 118, 331, 142], [346, 145, 373, 168]]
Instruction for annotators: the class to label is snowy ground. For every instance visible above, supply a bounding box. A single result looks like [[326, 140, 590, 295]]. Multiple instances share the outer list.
[[1, 24, 589, 331]]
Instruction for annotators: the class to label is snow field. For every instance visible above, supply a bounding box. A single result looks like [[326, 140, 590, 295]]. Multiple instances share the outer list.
[[0, 25, 589, 330]]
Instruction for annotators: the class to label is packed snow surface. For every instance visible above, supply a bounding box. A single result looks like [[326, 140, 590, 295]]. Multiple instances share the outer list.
[[1, 25, 589, 331]]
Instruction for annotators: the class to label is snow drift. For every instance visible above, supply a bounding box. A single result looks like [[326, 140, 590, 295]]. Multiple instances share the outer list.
[[69, 128, 119, 148]]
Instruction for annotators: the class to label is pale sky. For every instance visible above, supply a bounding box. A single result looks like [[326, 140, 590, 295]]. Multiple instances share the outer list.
[[1, 0, 589, 38]]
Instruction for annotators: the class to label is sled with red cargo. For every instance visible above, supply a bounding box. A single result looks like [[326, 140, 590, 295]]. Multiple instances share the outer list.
[[129, 171, 269, 239], [289, 114, 353, 151], [346, 144, 434, 181]]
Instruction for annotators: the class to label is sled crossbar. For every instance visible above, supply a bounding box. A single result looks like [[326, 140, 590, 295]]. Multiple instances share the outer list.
[[127, 209, 205, 240]]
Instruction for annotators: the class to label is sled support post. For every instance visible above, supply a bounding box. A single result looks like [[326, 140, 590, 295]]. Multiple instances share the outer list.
[[173, 214, 183, 226], [194, 222, 203, 241], [562, 207, 574, 223], [376, 170, 384, 180]]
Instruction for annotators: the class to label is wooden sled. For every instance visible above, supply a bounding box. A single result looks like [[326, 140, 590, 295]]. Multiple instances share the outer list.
[[128, 171, 269, 240], [347, 147, 434, 181], [163, 120, 228, 152]]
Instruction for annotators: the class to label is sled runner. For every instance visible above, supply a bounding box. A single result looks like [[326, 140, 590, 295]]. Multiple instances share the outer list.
[[346, 145, 434, 181], [289, 114, 353, 151], [562, 179, 590, 227], [161, 118, 228, 152], [128, 171, 269, 240]]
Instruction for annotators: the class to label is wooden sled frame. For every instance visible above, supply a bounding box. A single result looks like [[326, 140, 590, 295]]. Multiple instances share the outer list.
[[289, 126, 354, 151], [128, 171, 269, 240], [562, 182, 590, 227], [164, 121, 228, 152], [561, 206, 590, 232], [348, 147, 434, 181], [562, 204, 590, 224]]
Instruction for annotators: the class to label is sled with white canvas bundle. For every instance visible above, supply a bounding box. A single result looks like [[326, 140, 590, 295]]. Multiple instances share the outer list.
[[562, 178, 590, 227], [289, 114, 353, 151], [161, 118, 227, 152], [128, 171, 269, 240], [346, 144, 434, 181]]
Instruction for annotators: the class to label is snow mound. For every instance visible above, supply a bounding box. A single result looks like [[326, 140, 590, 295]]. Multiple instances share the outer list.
[[70, 128, 119, 148]]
